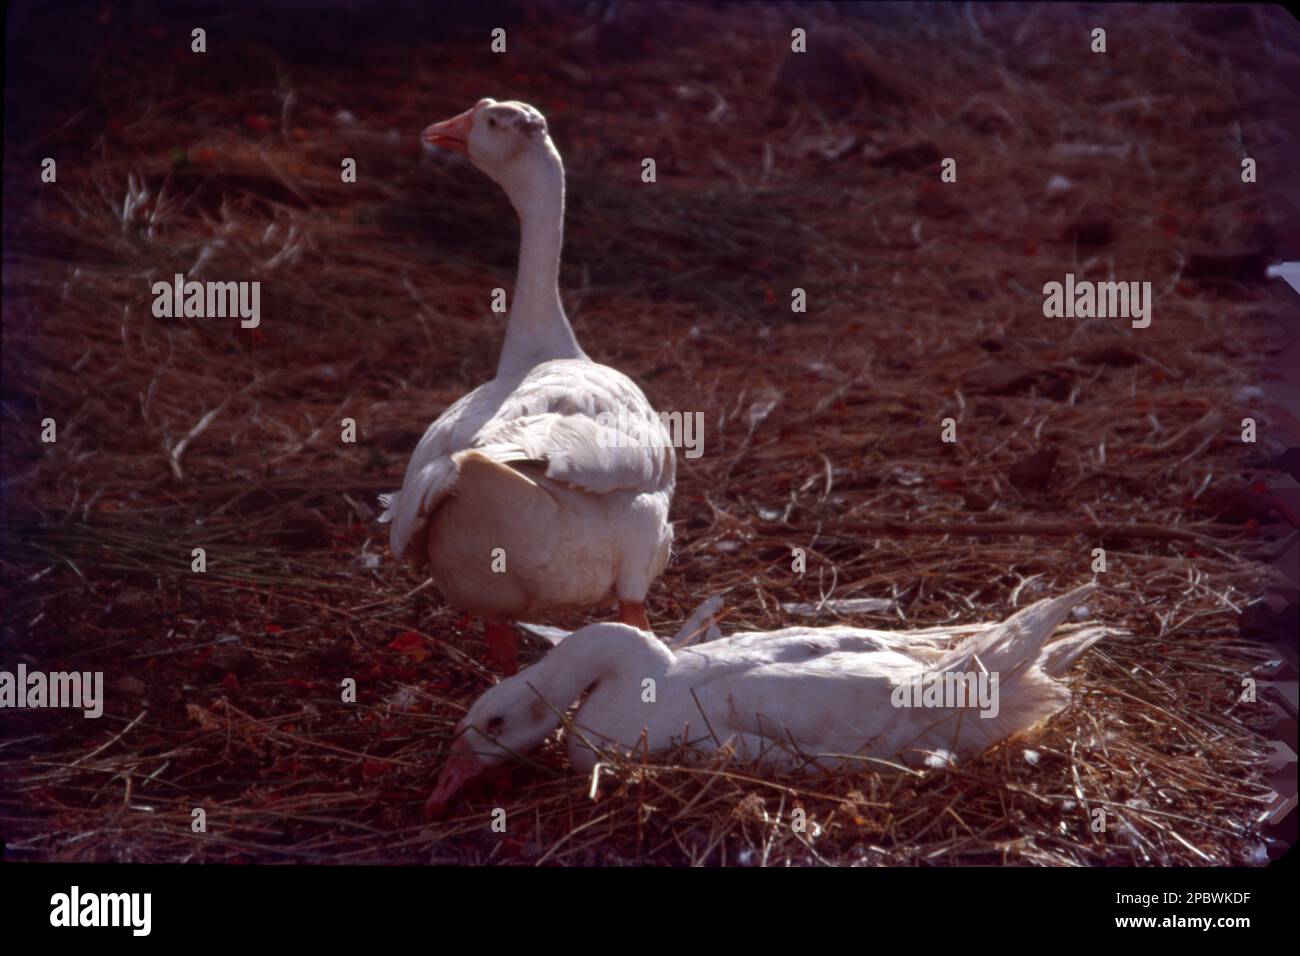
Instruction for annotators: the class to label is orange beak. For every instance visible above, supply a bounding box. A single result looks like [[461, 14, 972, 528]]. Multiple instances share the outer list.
[[422, 107, 475, 155], [423, 727, 492, 820]]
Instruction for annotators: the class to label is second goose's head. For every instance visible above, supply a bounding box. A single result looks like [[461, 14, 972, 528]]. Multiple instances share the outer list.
[[423, 98, 562, 207]]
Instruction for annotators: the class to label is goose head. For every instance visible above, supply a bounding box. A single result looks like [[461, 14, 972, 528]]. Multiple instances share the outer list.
[[423, 98, 562, 205], [423, 666, 564, 818], [423, 622, 659, 817]]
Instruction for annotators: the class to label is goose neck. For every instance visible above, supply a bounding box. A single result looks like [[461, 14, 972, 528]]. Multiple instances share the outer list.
[[496, 158, 584, 376]]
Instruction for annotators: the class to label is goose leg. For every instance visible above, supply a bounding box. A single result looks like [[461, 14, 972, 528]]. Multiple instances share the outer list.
[[484, 620, 518, 675], [619, 600, 651, 631]]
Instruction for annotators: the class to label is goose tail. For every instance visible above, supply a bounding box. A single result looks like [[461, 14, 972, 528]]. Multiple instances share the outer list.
[[377, 456, 461, 561], [671, 595, 725, 648], [924, 585, 1101, 755]]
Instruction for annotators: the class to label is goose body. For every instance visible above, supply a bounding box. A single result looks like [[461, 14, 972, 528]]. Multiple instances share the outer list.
[[390, 357, 674, 621], [428, 585, 1104, 813], [380, 99, 674, 668]]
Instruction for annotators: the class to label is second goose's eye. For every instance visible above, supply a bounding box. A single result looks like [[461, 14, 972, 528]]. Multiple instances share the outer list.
[[486, 116, 498, 130], [485, 716, 504, 737]]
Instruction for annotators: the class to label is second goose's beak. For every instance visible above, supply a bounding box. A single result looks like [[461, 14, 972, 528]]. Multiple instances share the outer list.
[[423, 725, 492, 819], [422, 108, 475, 154]]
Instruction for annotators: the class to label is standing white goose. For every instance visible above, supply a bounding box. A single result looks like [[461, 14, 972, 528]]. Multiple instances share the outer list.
[[380, 99, 675, 674], [426, 585, 1104, 815]]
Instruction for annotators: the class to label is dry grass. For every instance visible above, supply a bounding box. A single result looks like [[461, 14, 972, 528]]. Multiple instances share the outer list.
[[1, 1, 1294, 865]]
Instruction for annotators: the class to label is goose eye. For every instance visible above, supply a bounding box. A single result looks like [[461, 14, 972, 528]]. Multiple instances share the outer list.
[[486, 116, 498, 130], [485, 716, 504, 736]]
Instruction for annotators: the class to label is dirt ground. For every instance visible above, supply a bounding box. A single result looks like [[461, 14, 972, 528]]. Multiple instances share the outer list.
[[2, 0, 1297, 865]]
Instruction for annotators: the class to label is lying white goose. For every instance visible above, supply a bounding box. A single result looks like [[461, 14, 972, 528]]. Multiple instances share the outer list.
[[426, 585, 1104, 814], [380, 99, 675, 673]]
